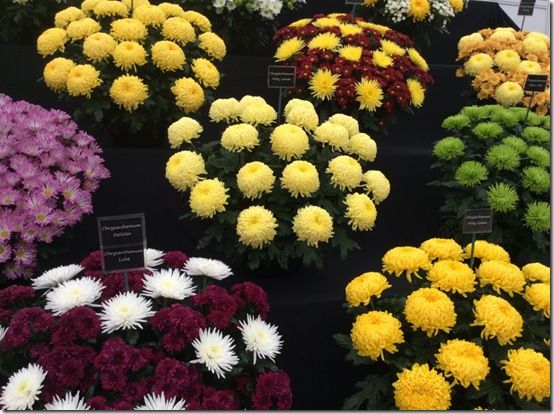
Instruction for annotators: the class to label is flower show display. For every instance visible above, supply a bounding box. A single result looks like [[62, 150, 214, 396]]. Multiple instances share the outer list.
[[335, 237, 550, 410], [37, 0, 226, 143], [273, 13, 434, 131], [0, 94, 109, 280], [456, 27, 550, 115], [165, 96, 391, 270], [430, 104, 550, 262], [0, 249, 292, 410]]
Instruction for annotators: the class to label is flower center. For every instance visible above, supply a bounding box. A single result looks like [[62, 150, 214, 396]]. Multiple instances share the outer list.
[[207, 344, 221, 359]]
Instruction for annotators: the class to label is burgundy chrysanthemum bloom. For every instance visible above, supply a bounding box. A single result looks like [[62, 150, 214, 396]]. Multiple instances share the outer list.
[[95, 337, 137, 392], [251, 371, 293, 410], [191, 285, 238, 329], [0, 285, 35, 308], [80, 250, 102, 273], [111, 400, 133, 410], [51, 306, 101, 344], [151, 304, 206, 353], [152, 358, 202, 401], [232, 282, 269, 319], [87, 396, 108, 410], [163, 251, 189, 269], [3, 307, 53, 349], [188, 387, 240, 410], [121, 377, 154, 406]]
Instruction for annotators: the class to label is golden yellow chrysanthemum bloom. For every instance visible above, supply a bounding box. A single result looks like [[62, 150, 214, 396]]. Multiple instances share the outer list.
[[209, 98, 241, 123], [408, 0, 431, 20], [151, 40, 185, 72], [350, 311, 404, 360], [93, 0, 128, 17], [289, 17, 311, 27], [236, 206, 278, 249], [339, 45, 363, 62], [450, 0, 464, 12], [381, 39, 405, 56], [162, 17, 196, 44], [502, 348, 550, 402], [280, 161, 320, 198], [308, 32, 341, 50], [524, 283, 550, 317], [110, 18, 148, 41], [522, 36, 548, 54], [406, 78, 425, 108], [489, 30, 516, 42], [133, 4, 165, 27], [43, 57, 75, 92], [171, 77, 205, 113], [198, 32, 226, 61], [357, 21, 389, 34], [349, 133, 377, 162], [81, 0, 103, 13], [407, 48, 429, 71], [495, 81, 524, 106], [182, 10, 212, 32], [404, 287, 457, 336], [292, 205, 334, 247], [109, 74, 148, 111], [314, 122, 350, 151], [120, 0, 149, 8], [458, 33, 484, 50], [309, 69, 340, 101], [344, 193, 377, 231], [167, 117, 203, 149], [362, 0, 378, 5], [420, 238, 463, 261], [522, 263, 550, 283], [471, 295, 523, 345], [339, 23, 363, 36], [363, 170, 390, 205], [236, 162, 275, 199], [240, 102, 277, 126], [393, 363, 451, 410], [275, 37, 305, 61], [221, 123, 259, 152], [435, 339, 489, 389], [346, 272, 391, 307], [494, 49, 521, 72], [312, 17, 340, 29], [112, 41, 147, 71], [165, 150, 205, 191], [372, 50, 393, 68], [382, 246, 431, 282], [463, 240, 510, 262], [286, 106, 319, 131], [326, 155, 363, 190], [37, 28, 68, 56], [55, 7, 86, 28], [191, 58, 220, 88], [270, 124, 309, 161], [477, 260, 525, 296], [355, 78, 383, 111], [157, 2, 185, 17], [464, 53, 494, 75], [328, 113, 359, 137], [189, 179, 229, 218], [83, 32, 117, 61], [427, 260, 476, 296], [66, 64, 101, 97], [66, 18, 101, 41], [518, 60, 542, 75]]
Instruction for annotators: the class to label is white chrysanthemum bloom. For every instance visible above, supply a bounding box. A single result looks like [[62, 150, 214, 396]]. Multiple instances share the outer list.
[[0, 363, 46, 410], [0, 326, 7, 342], [100, 292, 155, 334], [45, 277, 104, 315], [135, 392, 187, 410], [145, 248, 165, 271], [191, 328, 239, 378], [238, 314, 283, 364], [32, 264, 83, 290], [45, 391, 90, 410], [183, 257, 233, 280], [142, 268, 196, 300]]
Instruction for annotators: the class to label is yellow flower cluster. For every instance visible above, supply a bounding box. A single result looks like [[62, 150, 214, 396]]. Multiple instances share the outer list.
[[502, 348, 550, 402]]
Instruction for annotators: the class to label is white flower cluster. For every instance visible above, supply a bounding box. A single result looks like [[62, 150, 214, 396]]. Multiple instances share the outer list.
[[383, 0, 457, 24], [211, 0, 304, 20], [384, 0, 410, 23], [431, 0, 455, 27]]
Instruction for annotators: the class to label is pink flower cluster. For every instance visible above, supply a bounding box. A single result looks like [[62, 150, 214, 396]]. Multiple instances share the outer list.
[[0, 94, 109, 279]]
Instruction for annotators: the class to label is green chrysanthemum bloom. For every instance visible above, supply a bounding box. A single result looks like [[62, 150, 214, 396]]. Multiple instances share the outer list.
[[502, 136, 528, 154], [487, 183, 519, 213], [473, 122, 504, 140], [522, 167, 550, 194], [522, 126, 550, 144], [527, 146, 550, 168], [433, 137, 465, 161], [461, 106, 488, 120], [542, 116, 550, 130], [508, 107, 528, 121], [525, 112, 546, 127], [524, 202, 550, 232], [485, 145, 520, 171], [455, 161, 488, 187], [442, 114, 471, 131], [491, 108, 520, 127]]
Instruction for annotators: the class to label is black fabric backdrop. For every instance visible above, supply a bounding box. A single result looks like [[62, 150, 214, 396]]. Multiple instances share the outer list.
[[0, 1, 520, 409]]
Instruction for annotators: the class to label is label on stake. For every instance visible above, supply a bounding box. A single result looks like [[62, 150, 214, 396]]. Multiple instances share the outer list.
[[518, 0, 536, 16], [267, 66, 296, 89], [463, 209, 493, 234], [524, 74, 548, 92]]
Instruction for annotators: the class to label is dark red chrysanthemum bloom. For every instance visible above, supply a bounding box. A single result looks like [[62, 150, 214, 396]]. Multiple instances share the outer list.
[[80, 250, 102, 272], [51, 306, 101, 344], [152, 358, 202, 401], [188, 387, 240, 410], [87, 396, 108, 410], [3, 307, 53, 349], [95, 337, 142, 392], [163, 251, 189, 269], [0, 285, 35, 308], [151, 304, 206, 353], [251, 371, 293, 410], [232, 282, 269, 319], [191, 285, 238, 329], [121, 377, 154, 406]]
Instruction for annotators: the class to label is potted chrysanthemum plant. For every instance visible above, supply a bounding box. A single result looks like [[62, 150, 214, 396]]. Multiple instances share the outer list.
[[335, 237, 550, 410]]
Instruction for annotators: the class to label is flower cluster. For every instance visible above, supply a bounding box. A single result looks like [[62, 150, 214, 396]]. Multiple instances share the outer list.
[[336, 237, 550, 410], [430, 104, 550, 261], [210, 0, 304, 20], [456, 28, 550, 114], [166, 96, 391, 270], [0, 248, 291, 410], [0, 94, 109, 279], [37, 0, 225, 136], [272, 13, 433, 131]]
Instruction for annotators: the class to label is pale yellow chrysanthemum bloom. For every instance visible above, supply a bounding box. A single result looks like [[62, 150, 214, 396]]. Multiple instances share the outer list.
[[37, 28, 68, 56], [162, 17, 196, 44], [109, 75, 148, 111], [171, 77, 205, 113], [167, 117, 203, 149], [189, 178, 229, 218], [220, 123, 259, 152], [280, 161, 320, 198], [292, 205, 333, 247], [363, 170, 390, 204], [165, 150, 205, 191], [151, 40, 185, 72], [236, 206, 278, 249], [349, 133, 377, 162], [314, 122, 350, 152], [236, 162, 275, 199], [326, 155, 363, 190], [66, 64, 102, 97], [270, 124, 309, 160], [344, 192, 377, 231]]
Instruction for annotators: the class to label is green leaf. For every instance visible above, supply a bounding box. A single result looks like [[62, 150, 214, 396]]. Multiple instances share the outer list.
[[333, 333, 352, 350]]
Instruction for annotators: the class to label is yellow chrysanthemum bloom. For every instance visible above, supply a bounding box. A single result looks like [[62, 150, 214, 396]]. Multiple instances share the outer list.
[[55, 7, 85, 28], [525, 31, 550, 43], [524, 283, 550, 317], [81, 0, 103, 13], [406, 78, 425, 107], [198, 32, 226, 61], [435, 340, 490, 389], [37, 28, 68, 56], [407, 48, 429, 71], [372, 50, 393, 68], [308, 32, 341, 50], [162, 17, 196, 44], [209, 98, 241, 123], [167, 117, 203, 149], [157, 2, 185, 17], [345, 272, 391, 307], [349, 133, 377, 162], [289, 17, 311, 27], [357, 21, 389, 33], [495, 81, 524, 106], [464, 53, 494, 75], [165, 150, 205, 191], [408, 0, 431, 20], [93, 0, 128, 17], [66, 18, 101, 41], [182, 10, 212, 32], [66, 64, 101, 97], [362, 0, 378, 5], [522, 36, 548, 54], [382, 246, 431, 282], [284, 98, 314, 116], [314, 122, 350, 151], [404, 287, 457, 336], [489, 30, 516, 42], [427, 260, 476, 296], [326, 156, 363, 190], [339, 45, 363, 62], [328, 114, 359, 137], [236, 206, 278, 249], [309, 69, 340, 101], [286, 106, 319, 131], [151, 40, 185, 72], [109, 75, 148, 111], [239, 95, 267, 110], [275, 37, 305, 61], [112, 41, 147, 71], [420, 238, 463, 261], [221, 123, 259, 152], [339, 23, 363, 36], [270, 124, 309, 161], [518, 60, 542, 75], [502, 348, 550, 402], [472, 295, 523, 345], [110, 18, 148, 41], [120, 0, 149, 9], [356, 78, 384, 111], [236, 162, 275, 199], [240, 102, 277, 126], [344, 193, 377, 231], [280, 161, 320, 198], [381, 39, 405, 56], [522, 263, 550, 283], [312, 17, 340, 28], [191, 58, 220, 88], [494, 49, 521, 72], [450, 0, 464, 12], [189, 179, 229, 218], [171, 77, 205, 113], [458, 33, 484, 50], [362, 170, 390, 204], [350, 311, 404, 360], [463, 240, 510, 262], [43, 57, 75, 92], [133, 4, 165, 27], [292, 205, 334, 247], [393, 363, 451, 410], [477, 260, 525, 296], [82, 32, 117, 61]]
